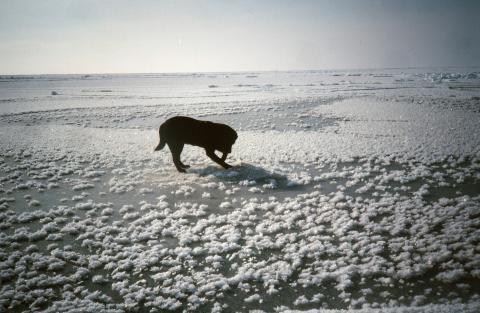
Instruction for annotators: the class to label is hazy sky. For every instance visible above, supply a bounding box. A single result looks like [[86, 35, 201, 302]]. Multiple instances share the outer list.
[[0, 0, 479, 74]]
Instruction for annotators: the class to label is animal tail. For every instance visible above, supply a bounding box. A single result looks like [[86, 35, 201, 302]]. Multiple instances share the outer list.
[[154, 127, 166, 151]]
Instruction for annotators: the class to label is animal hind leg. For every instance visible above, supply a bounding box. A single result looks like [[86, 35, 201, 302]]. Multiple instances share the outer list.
[[176, 144, 190, 168], [168, 142, 187, 172]]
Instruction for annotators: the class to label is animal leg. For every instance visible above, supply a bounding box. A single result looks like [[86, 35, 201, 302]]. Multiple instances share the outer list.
[[206, 149, 232, 169], [168, 142, 186, 173], [220, 152, 228, 162]]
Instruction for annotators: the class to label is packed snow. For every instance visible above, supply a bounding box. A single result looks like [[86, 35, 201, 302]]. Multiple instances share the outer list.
[[0, 69, 479, 312]]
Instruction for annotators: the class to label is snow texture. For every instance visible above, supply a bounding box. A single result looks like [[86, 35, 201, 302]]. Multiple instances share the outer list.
[[0, 69, 479, 312]]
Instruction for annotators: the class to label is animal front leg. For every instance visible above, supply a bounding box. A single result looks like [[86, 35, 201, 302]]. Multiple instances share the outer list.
[[206, 149, 232, 169], [179, 161, 190, 169], [220, 152, 228, 162]]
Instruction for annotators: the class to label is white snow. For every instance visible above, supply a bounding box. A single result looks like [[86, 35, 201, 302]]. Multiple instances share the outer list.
[[0, 69, 479, 312]]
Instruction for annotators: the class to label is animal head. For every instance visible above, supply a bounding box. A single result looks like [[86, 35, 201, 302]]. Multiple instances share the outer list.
[[219, 125, 238, 154]]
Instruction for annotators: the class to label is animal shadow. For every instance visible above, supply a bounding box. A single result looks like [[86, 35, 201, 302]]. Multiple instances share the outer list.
[[192, 163, 291, 188]]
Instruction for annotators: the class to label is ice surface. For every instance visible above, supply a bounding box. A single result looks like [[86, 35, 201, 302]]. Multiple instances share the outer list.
[[0, 69, 479, 312]]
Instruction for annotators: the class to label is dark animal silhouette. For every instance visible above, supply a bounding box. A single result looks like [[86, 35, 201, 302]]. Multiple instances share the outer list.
[[154, 116, 238, 172]]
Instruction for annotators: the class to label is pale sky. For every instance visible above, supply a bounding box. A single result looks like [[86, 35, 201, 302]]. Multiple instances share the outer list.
[[0, 0, 479, 74]]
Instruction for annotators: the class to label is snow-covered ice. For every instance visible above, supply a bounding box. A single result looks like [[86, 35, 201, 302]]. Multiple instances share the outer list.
[[0, 69, 479, 312]]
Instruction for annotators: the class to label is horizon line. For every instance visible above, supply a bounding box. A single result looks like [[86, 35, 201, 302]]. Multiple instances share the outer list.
[[1, 65, 480, 77]]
